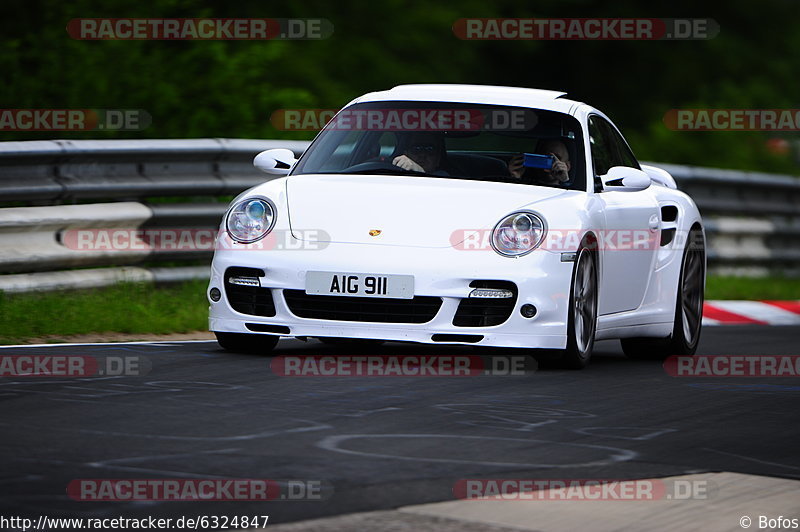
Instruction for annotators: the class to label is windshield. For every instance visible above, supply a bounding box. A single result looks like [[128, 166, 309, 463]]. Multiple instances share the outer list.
[[290, 101, 586, 190]]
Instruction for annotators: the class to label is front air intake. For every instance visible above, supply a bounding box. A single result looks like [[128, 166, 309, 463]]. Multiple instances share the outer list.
[[224, 267, 276, 317], [431, 334, 484, 343], [453, 280, 518, 327]]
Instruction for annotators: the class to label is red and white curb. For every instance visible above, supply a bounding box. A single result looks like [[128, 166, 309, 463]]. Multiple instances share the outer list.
[[703, 300, 800, 325]]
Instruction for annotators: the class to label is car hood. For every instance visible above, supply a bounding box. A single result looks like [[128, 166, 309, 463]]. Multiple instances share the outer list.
[[286, 174, 569, 248]]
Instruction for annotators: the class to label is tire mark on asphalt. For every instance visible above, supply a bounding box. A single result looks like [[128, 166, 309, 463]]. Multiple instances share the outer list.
[[0, 419, 332, 442], [317, 434, 637, 468], [572, 427, 679, 440]]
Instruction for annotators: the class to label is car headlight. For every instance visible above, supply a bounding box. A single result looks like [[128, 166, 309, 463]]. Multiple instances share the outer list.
[[491, 212, 546, 257], [226, 197, 276, 243]]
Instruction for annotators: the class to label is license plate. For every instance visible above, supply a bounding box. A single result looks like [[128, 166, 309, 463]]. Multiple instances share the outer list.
[[305, 271, 414, 299]]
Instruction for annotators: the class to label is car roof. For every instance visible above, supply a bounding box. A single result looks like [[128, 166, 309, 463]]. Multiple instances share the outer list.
[[347, 84, 583, 113]]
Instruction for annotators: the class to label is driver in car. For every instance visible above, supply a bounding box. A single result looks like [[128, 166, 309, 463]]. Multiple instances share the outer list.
[[508, 139, 571, 186], [392, 132, 448, 175]]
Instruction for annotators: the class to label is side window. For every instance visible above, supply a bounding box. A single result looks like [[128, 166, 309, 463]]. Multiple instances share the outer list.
[[377, 132, 398, 157], [602, 120, 640, 170], [328, 131, 360, 158], [316, 130, 361, 171], [346, 131, 396, 167], [588, 116, 614, 176]]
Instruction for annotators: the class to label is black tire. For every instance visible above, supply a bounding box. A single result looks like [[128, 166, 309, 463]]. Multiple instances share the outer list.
[[621, 228, 705, 360], [560, 246, 598, 369], [215, 332, 280, 355]]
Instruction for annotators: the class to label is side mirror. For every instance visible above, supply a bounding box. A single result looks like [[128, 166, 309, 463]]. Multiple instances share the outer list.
[[600, 166, 651, 192], [254, 148, 297, 175]]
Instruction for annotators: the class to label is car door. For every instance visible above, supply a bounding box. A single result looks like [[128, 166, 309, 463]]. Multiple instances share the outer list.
[[589, 115, 660, 315]]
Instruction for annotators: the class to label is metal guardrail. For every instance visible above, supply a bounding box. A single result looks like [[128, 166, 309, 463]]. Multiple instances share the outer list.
[[651, 162, 800, 275], [0, 138, 309, 202], [0, 139, 797, 293]]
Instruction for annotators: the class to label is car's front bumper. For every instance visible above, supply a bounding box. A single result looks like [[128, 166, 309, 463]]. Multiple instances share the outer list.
[[208, 241, 573, 349]]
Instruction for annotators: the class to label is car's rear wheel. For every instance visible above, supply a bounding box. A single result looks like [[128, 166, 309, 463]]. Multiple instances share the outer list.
[[215, 332, 280, 355], [621, 228, 705, 359], [560, 246, 598, 369]]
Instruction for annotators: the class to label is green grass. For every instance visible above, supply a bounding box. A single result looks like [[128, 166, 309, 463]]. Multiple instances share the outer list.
[[705, 276, 800, 301], [0, 280, 209, 344], [0, 276, 798, 344]]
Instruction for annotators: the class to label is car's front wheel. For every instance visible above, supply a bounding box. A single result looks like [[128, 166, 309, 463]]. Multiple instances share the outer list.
[[561, 246, 598, 369], [215, 332, 280, 355], [621, 228, 705, 359]]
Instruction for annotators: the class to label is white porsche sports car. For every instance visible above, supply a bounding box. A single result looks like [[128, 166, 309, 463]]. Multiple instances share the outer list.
[[208, 84, 705, 368]]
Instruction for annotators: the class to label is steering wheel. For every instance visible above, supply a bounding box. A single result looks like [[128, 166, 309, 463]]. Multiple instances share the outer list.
[[344, 161, 405, 173]]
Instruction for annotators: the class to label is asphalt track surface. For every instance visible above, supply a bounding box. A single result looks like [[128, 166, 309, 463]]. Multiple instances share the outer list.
[[0, 326, 798, 526]]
